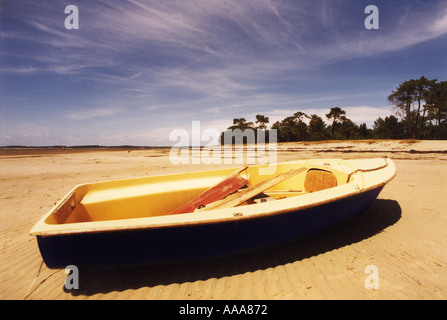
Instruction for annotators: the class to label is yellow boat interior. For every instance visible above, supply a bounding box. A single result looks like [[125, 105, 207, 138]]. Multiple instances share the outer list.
[[43, 160, 353, 225]]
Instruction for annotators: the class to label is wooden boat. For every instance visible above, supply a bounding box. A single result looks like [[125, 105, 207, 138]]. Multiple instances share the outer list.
[[30, 157, 396, 268]]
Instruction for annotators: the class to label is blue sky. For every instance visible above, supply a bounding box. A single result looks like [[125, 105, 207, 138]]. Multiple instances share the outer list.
[[1, 0, 447, 146]]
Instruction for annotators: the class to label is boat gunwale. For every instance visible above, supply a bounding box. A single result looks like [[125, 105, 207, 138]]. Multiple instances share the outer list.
[[30, 158, 396, 238]]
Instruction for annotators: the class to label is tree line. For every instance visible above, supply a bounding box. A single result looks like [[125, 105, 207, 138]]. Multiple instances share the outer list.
[[221, 76, 447, 143]]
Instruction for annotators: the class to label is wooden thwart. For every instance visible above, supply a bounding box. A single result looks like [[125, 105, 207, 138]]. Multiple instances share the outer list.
[[197, 167, 307, 212], [168, 166, 248, 215], [54, 192, 76, 224]]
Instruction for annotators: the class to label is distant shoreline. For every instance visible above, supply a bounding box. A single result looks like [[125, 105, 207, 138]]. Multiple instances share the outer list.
[[1, 139, 446, 158], [0, 145, 173, 149], [0, 145, 172, 156], [0, 139, 421, 150]]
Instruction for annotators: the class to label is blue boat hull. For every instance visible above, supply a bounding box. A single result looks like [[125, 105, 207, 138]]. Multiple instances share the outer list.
[[37, 186, 384, 268]]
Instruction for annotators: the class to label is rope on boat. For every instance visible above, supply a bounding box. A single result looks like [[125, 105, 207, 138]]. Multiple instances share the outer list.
[[346, 157, 389, 183]]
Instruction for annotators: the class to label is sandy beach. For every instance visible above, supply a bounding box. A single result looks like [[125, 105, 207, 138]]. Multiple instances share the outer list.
[[1, 140, 446, 300]]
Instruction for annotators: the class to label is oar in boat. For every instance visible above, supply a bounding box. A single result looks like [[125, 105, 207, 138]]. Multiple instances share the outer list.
[[197, 167, 307, 211], [168, 166, 248, 215]]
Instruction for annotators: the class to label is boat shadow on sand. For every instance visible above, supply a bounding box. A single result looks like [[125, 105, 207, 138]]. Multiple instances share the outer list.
[[67, 199, 401, 296]]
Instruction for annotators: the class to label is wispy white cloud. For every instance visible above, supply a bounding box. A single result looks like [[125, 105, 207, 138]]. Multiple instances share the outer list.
[[5, 0, 446, 79], [431, 8, 447, 34], [0, 66, 39, 74], [65, 107, 125, 120]]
